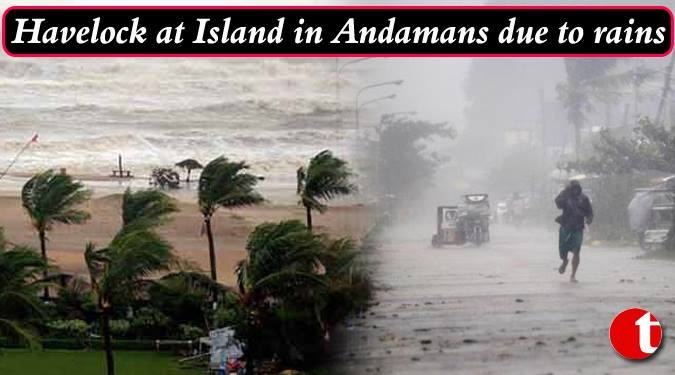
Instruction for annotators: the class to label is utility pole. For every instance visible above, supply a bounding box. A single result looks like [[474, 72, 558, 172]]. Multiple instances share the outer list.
[[633, 62, 639, 127], [656, 54, 675, 127]]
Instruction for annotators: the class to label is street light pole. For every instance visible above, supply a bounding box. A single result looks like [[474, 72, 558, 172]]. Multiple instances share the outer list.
[[356, 94, 397, 134], [354, 80, 404, 132], [336, 58, 372, 126]]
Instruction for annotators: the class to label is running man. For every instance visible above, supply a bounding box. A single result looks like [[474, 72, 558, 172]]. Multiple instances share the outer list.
[[555, 180, 593, 283]]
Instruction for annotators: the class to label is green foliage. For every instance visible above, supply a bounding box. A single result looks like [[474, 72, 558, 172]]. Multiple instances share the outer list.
[[149, 271, 229, 329], [21, 170, 91, 232], [109, 320, 130, 337], [130, 307, 169, 339], [121, 188, 178, 230], [238, 220, 326, 297], [0, 243, 46, 348], [376, 116, 454, 202], [86, 229, 175, 309], [582, 175, 649, 242], [198, 156, 264, 281], [297, 150, 356, 214], [45, 320, 90, 342], [177, 324, 203, 341], [569, 119, 675, 175], [0, 338, 188, 351], [198, 156, 264, 219], [85, 194, 177, 375], [228, 220, 371, 368], [54, 277, 96, 320]]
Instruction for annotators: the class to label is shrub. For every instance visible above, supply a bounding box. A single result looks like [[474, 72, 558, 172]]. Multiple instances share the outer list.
[[231, 220, 373, 369], [130, 307, 170, 339], [53, 278, 96, 320], [108, 320, 130, 338], [583, 174, 649, 242], [45, 319, 91, 342], [178, 324, 203, 341]]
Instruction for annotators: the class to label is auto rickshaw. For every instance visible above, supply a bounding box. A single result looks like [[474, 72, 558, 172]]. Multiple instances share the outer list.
[[629, 187, 674, 250], [431, 194, 491, 247]]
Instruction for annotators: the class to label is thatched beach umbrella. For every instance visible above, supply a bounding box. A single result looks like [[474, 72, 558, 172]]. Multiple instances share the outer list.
[[175, 158, 203, 182]]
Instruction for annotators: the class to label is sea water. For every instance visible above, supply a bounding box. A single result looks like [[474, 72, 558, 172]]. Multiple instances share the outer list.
[[0, 58, 363, 203]]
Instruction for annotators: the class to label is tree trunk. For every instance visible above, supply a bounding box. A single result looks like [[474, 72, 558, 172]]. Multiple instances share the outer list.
[[186, 169, 191, 183], [305, 205, 313, 231], [205, 218, 218, 281], [101, 309, 115, 375], [39, 229, 49, 299]]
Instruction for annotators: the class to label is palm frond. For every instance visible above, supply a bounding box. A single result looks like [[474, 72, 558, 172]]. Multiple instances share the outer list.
[[297, 150, 356, 212], [99, 228, 175, 304], [0, 318, 41, 349], [21, 170, 91, 230], [251, 270, 327, 296], [198, 157, 265, 217], [122, 188, 178, 229]]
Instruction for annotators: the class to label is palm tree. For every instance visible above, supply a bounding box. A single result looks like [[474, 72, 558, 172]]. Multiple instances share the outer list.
[[0, 230, 47, 348], [121, 188, 178, 230], [85, 229, 173, 375], [297, 150, 356, 230], [232, 220, 369, 368], [198, 157, 264, 281], [175, 158, 203, 183], [21, 170, 91, 299], [150, 271, 230, 330], [234, 220, 329, 367], [236, 220, 326, 298], [85, 188, 177, 375]]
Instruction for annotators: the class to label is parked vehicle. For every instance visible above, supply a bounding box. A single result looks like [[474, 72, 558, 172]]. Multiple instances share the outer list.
[[629, 187, 674, 250], [432, 194, 490, 247]]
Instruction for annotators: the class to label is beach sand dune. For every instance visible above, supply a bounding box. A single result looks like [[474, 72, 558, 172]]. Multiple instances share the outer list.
[[0, 195, 372, 286]]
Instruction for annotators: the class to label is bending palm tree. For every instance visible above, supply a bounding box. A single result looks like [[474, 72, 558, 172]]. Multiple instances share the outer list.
[[234, 220, 329, 366], [85, 189, 177, 375], [175, 159, 203, 183], [21, 170, 91, 298], [199, 157, 264, 281], [86, 230, 173, 375], [0, 230, 47, 348], [233, 220, 368, 367], [121, 188, 178, 230], [297, 150, 356, 231]]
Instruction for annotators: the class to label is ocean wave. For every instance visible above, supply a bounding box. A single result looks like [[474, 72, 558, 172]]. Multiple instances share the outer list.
[[0, 61, 44, 78]]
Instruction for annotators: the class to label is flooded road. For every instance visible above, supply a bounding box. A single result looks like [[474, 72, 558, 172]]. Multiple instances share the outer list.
[[331, 225, 675, 374]]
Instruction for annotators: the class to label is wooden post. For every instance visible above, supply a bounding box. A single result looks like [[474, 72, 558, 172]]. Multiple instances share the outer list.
[[118, 154, 123, 176]]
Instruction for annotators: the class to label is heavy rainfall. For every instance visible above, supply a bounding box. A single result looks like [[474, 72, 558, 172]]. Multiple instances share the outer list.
[[2, 1, 675, 374], [330, 39, 675, 375]]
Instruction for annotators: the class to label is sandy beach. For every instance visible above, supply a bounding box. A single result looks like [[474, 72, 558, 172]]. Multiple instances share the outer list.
[[0, 193, 372, 287]]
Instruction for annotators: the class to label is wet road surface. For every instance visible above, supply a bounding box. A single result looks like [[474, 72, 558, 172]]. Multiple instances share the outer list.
[[330, 225, 675, 374]]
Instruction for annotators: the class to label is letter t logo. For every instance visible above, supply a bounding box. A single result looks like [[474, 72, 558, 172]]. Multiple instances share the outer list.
[[635, 312, 660, 354]]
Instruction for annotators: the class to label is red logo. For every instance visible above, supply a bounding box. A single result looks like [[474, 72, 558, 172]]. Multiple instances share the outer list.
[[609, 308, 662, 360]]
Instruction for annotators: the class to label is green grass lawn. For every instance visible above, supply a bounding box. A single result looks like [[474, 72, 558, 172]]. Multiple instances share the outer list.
[[0, 349, 203, 375]]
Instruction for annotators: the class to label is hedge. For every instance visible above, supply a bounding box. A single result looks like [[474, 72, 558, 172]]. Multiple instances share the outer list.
[[0, 338, 194, 351]]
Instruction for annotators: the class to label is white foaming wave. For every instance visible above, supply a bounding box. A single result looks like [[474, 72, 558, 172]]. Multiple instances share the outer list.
[[0, 128, 356, 178], [0, 58, 360, 183]]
